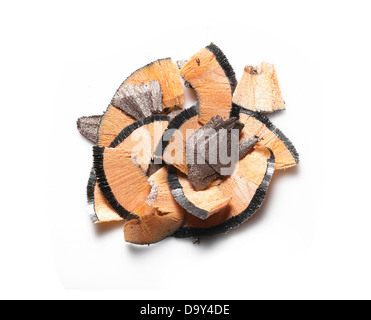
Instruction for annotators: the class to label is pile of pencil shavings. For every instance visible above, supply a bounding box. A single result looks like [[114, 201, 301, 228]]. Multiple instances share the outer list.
[[77, 43, 299, 245]]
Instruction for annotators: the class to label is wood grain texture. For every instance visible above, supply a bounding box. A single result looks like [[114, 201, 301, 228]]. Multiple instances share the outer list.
[[123, 166, 185, 244], [233, 62, 285, 113], [94, 147, 152, 220], [98, 105, 136, 147], [180, 45, 234, 124]]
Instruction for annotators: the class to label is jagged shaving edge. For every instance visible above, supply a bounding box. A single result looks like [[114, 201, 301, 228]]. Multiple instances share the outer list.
[[87, 168, 99, 223], [93, 146, 139, 220], [206, 43, 237, 93], [109, 114, 169, 148], [231, 103, 299, 164]]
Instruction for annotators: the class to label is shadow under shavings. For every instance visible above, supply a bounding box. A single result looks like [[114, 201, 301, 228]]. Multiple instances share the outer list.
[[124, 237, 172, 255], [93, 220, 125, 236], [260, 109, 286, 121]]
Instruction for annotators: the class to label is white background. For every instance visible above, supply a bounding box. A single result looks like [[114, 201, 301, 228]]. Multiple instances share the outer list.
[[1, 1, 370, 300]]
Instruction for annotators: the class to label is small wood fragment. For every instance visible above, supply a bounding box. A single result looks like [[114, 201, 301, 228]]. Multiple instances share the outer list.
[[232, 62, 285, 113], [77, 115, 102, 143]]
